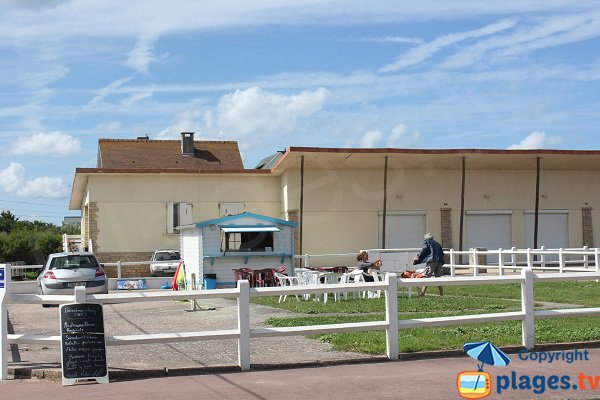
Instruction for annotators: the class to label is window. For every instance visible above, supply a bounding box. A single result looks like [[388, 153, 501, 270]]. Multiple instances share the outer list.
[[220, 226, 277, 252], [152, 250, 181, 261], [167, 202, 192, 234], [49, 255, 99, 270]]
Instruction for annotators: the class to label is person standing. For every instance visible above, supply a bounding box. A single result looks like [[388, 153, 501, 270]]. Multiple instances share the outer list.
[[413, 233, 445, 296]]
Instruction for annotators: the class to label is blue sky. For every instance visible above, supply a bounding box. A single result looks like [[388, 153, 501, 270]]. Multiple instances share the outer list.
[[0, 1, 599, 224]]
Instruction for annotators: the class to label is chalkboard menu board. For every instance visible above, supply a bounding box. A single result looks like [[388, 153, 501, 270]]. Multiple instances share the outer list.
[[60, 303, 109, 385]]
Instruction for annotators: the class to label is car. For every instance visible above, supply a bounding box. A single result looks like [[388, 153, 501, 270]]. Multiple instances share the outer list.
[[150, 249, 181, 276], [38, 252, 108, 297]]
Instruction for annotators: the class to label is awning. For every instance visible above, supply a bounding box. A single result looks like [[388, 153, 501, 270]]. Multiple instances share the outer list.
[[220, 226, 280, 233]]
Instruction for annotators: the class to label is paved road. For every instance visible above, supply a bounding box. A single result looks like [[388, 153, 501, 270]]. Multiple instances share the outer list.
[[3, 348, 600, 400], [7, 297, 371, 371]]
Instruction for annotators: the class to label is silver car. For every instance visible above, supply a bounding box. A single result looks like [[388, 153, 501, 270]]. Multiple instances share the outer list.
[[38, 252, 109, 297]]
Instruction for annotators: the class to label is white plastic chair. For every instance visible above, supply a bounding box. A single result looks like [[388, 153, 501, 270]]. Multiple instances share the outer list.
[[368, 270, 384, 299], [320, 272, 341, 304], [301, 270, 321, 301], [274, 272, 300, 303]]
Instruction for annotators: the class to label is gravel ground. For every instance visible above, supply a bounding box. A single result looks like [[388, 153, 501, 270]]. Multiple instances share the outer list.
[[7, 296, 373, 371]]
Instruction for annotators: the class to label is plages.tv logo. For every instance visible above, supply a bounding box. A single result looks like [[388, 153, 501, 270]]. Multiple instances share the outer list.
[[457, 341, 511, 399]]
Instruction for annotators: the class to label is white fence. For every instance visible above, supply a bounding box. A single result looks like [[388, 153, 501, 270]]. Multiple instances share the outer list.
[[8, 247, 596, 281], [1, 264, 600, 381], [295, 246, 599, 276]]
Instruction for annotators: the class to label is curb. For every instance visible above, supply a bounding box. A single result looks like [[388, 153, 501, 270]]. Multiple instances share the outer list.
[[9, 340, 600, 382]]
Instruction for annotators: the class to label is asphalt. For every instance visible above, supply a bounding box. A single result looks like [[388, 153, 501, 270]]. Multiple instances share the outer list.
[[6, 296, 373, 374], [2, 348, 600, 400]]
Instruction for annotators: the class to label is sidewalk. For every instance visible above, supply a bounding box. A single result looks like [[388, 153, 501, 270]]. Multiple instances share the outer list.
[[2, 347, 600, 400], [7, 297, 373, 373]]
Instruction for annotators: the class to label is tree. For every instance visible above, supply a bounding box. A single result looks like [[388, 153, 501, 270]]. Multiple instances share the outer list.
[[0, 209, 80, 264], [0, 210, 18, 234]]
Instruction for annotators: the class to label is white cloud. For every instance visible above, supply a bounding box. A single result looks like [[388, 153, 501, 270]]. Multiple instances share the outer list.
[[125, 35, 158, 73], [157, 109, 208, 139], [17, 176, 68, 198], [88, 77, 134, 106], [359, 36, 424, 44], [0, 162, 67, 198], [96, 121, 122, 131], [7, 131, 81, 157], [217, 87, 329, 137], [507, 131, 562, 149], [0, 162, 24, 193], [357, 124, 421, 148], [0, 2, 593, 45], [20, 64, 69, 89], [442, 14, 600, 69], [359, 130, 383, 147], [380, 18, 517, 72], [387, 124, 420, 147]]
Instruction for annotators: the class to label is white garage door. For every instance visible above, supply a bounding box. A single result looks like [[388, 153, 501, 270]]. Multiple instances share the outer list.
[[524, 211, 568, 252], [466, 212, 512, 263], [378, 212, 425, 249]]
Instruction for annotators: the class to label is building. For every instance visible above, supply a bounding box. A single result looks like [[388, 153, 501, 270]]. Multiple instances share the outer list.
[[62, 216, 81, 227], [179, 212, 297, 288], [69, 133, 600, 275]]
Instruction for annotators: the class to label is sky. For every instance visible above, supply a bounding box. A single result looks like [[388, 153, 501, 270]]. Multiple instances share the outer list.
[[0, 0, 599, 224]]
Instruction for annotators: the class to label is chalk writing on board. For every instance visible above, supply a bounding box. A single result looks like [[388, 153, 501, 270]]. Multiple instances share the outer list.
[[60, 303, 108, 381]]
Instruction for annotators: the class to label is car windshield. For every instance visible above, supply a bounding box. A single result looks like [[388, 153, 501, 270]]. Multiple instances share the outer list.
[[49, 255, 99, 270], [154, 251, 180, 261]]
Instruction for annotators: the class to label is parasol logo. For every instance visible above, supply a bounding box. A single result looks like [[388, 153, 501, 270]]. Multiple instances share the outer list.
[[457, 341, 511, 399]]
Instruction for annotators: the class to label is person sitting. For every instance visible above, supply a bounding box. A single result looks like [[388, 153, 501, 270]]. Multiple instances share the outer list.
[[413, 233, 445, 297], [355, 251, 382, 282]]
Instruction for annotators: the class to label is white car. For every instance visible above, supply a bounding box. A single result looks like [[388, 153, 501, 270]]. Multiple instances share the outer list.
[[150, 249, 181, 276], [38, 252, 108, 298]]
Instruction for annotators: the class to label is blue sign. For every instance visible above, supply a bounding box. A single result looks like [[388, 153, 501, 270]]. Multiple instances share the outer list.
[[0, 267, 4, 289]]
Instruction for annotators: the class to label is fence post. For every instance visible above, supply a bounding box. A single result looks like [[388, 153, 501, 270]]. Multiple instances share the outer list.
[[511, 247, 517, 272], [449, 249, 455, 277], [498, 249, 504, 276], [526, 248, 532, 270], [472, 248, 478, 276], [0, 264, 11, 380], [117, 260, 122, 279], [595, 248, 599, 283], [558, 248, 564, 274], [190, 273, 199, 311], [304, 254, 310, 269], [384, 273, 398, 360], [583, 246, 589, 269], [74, 286, 87, 303], [237, 280, 250, 371], [521, 268, 535, 349], [540, 246, 546, 269]]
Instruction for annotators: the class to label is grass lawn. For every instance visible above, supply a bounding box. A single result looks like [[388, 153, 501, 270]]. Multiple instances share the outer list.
[[255, 280, 600, 354], [443, 280, 600, 307]]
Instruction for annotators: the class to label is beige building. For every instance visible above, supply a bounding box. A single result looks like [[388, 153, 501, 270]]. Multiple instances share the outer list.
[[69, 134, 599, 273]]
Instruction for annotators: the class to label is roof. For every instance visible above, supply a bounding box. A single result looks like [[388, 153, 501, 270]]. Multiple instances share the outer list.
[[254, 151, 284, 169], [70, 145, 600, 209], [180, 212, 298, 229], [271, 147, 600, 172], [97, 139, 244, 170]]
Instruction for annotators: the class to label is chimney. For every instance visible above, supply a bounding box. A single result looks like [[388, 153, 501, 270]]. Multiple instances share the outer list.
[[181, 132, 195, 156]]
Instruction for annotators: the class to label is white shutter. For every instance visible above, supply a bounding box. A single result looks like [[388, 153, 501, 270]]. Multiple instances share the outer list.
[[180, 203, 193, 226], [524, 211, 568, 258], [466, 212, 512, 263], [166, 202, 174, 234]]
